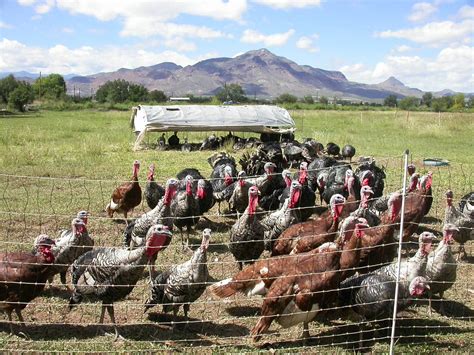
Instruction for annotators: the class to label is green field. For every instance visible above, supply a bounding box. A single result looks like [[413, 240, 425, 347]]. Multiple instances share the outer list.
[[0, 109, 473, 352]]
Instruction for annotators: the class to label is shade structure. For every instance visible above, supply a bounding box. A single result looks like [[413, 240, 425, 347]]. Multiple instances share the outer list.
[[131, 104, 295, 150]]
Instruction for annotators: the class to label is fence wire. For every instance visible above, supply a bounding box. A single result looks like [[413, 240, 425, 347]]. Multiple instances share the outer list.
[[0, 157, 472, 352]]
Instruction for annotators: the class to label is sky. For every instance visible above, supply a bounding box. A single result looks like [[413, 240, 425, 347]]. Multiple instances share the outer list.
[[0, 0, 473, 92]]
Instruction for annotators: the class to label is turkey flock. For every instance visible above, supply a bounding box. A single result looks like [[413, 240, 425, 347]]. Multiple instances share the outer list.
[[1, 139, 473, 347]]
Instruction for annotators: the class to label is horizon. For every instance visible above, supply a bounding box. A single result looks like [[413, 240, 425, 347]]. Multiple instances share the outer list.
[[1, 0, 473, 92]]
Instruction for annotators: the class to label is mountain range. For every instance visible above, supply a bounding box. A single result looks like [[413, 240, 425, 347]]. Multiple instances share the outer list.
[[1, 49, 467, 102]]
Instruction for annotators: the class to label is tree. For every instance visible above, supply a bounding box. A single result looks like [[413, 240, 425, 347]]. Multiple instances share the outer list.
[[0, 74, 19, 103], [8, 82, 34, 111], [33, 73, 66, 99], [148, 90, 167, 102], [467, 96, 474, 108], [452, 93, 465, 110], [384, 94, 398, 107], [421, 92, 433, 107], [432, 96, 453, 112], [215, 83, 247, 103], [95, 79, 149, 103], [303, 95, 314, 104], [319, 96, 329, 105], [398, 96, 420, 110], [276, 93, 297, 104]]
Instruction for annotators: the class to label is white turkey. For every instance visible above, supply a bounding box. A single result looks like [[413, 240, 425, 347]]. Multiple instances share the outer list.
[[69, 224, 172, 341], [262, 180, 303, 251], [425, 223, 459, 315], [145, 229, 211, 329], [444, 190, 474, 261]]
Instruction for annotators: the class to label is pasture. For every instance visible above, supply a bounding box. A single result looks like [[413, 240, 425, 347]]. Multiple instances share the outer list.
[[0, 109, 473, 352]]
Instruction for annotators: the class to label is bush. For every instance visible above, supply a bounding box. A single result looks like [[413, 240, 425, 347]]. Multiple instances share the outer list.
[[276, 93, 297, 104]]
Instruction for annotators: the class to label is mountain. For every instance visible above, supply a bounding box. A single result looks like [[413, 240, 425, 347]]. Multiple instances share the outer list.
[[28, 48, 437, 101], [0, 71, 78, 80]]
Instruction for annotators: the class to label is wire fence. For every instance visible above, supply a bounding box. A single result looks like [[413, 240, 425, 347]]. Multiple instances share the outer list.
[[0, 156, 472, 352]]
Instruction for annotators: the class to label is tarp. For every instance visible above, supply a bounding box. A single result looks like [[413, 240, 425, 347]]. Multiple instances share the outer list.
[[131, 104, 295, 150]]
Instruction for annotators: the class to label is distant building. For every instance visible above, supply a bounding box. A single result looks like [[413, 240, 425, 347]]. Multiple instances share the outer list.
[[169, 97, 191, 102]]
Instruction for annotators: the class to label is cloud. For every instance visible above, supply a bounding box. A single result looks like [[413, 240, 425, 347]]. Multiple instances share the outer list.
[[121, 19, 229, 39], [377, 19, 473, 46], [458, 5, 474, 19], [408, 2, 437, 22], [394, 45, 412, 53], [164, 38, 197, 52], [241, 29, 295, 46], [296, 36, 319, 53], [0, 21, 13, 29], [17, 0, 37, 5], [35, 0, 55, 14], [339, 45, 473, 92], [252, 0, 321, 9], [0, 38, 213, 75], [62, 27, 74, 34]]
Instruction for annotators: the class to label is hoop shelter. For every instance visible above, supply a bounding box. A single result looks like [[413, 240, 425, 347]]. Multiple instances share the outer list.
[[130, 105, 295, 150]]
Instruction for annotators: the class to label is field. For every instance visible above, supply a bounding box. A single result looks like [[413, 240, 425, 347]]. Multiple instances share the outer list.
[[0, 109, 473, 352]]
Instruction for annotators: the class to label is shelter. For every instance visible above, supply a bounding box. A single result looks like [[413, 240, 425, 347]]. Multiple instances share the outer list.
[[130, 105, 295, 150]]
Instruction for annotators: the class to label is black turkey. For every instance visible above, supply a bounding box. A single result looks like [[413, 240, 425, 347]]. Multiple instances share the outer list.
[[69, 224, 172, 341], [229, 186, 266, 269], [326, 142, 340, 156], [144, 163, 165, 209], [171, 175, 200, 249], [355, 159, 386, 199], [341, 144, 356, 161], [307, 155, 338, 201], [145, 229, 211, 329], [259, 169, 292, 211], [208, 152, 237, 213]]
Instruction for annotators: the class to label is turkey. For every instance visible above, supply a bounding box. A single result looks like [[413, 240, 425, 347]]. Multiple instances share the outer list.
[[250, 220, 368, 341], [245, 162, 277, 196], [338, 273, 429, 347], [281, 162, 316, 221], [321, 163, 358, 205], [458, 191, 474, 218], [259, 169, 292, 212], [326, 142, 340, 156], [342, 171, 361, 216], [145, 229, 211, 328], [144, 163, 165, 209], [426, 224, 459, 315], [123, 178, 178, 249], [0, 235, 55, 333], [211, 218, 367, 301], [444, 190, 474, 261], [356, 192, 402, 273], [214, 171, 250, 214], [181, 137, 192, 152], [355, 159, 386, 199], [272, 194, 346, 256], [208, 152, 237, 213], [229, 186, 266, 269], [341, 144, 356, 162], [171, 175, 200, 249], [69, 224, 172, 341], [373, 231, 435, 283], [176, 168, 214, 215], [105, 160, 142, 223], [54, 210, 89, 240], [350, 185, 380, 227], [48, 218, 93, 290], [262, 180, 303, 251]]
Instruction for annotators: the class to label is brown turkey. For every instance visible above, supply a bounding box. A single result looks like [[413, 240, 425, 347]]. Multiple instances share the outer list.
[[272, 194, 346, 256], [249, 219, 369, 341], [0, 235, 55, 333], [105, 160, 142, 223]]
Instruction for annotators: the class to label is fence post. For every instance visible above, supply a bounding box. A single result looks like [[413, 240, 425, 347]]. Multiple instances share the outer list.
[[389, 149, 410, 354]]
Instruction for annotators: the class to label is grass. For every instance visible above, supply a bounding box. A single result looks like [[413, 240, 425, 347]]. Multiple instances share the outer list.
[[0, 108, 473, 352]]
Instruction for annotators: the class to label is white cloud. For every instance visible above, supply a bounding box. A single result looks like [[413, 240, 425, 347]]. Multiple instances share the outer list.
[[296, 36, 319, 53], [0, 38, 213, 75], [252, 0, 321, 9], [458, 5, 474, 19], [408, 2, 437, 22], [394, 45, 412, 53], [61, 27, 74, 34], [0, 21, 13, 29], [339, 45, 474, 92], [164, 38, 197, 52], [17, 0, 37, 5], [377, 19, 473, 46], [121, 19, 229, 39], [35, 0, 55, 14], [241, 29, 295, 46]]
